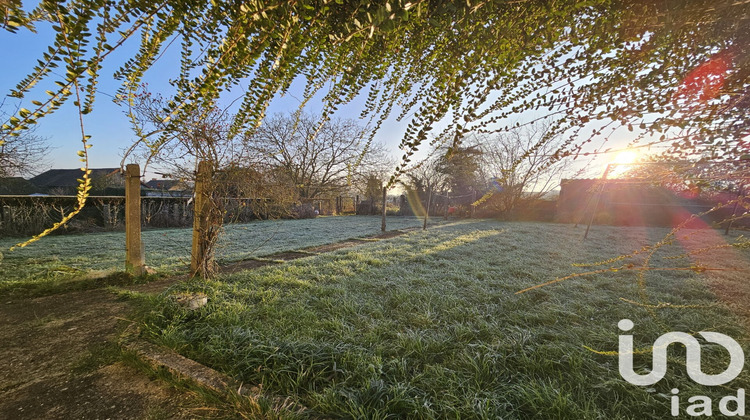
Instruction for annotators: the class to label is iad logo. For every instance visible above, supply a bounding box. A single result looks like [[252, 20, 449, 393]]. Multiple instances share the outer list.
[[618, 319, 746, 417], [618, 319, 744, 386]]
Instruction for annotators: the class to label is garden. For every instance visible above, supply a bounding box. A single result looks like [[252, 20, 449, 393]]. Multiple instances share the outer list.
[[5, 216, 746, 418], [2, 1, 749, 418]]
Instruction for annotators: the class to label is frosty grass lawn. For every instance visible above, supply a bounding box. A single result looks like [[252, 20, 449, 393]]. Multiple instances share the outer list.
[[0, 215, 424, 286], [133, 219, 750, 419]]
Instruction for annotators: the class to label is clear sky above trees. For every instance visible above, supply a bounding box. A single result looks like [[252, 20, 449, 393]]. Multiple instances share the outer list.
[[0, 2, 428, 174], [1, 0, 748, 181], [0, 20, 409, 173]]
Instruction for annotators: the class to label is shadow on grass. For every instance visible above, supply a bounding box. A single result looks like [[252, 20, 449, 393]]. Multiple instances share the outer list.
[[0, 271, 153, 299]]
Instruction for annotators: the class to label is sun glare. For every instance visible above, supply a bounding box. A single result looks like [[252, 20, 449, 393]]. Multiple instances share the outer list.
[[613, 150, 638, 165], [608, 150, 639, 178]]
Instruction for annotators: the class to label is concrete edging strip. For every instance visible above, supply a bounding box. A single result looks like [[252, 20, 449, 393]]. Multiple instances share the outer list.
[[124, 339, 252, 396]]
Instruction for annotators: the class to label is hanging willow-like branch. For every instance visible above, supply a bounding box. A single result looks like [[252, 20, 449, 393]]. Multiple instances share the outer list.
[[1, 1, 748, 220]]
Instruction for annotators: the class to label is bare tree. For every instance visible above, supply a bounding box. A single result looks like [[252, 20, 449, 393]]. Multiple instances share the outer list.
[[124, 91, 242, 178], [0, 103, 49, 177], [243, 112, 379, 200], [404, 156, 449, 224], [125, 90, 298, 278], [474, 123, 572, 217], [127, 91, 296, 207]]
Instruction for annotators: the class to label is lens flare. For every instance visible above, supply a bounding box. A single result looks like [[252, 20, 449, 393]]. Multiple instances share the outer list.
[[404, 187, 426, 218]]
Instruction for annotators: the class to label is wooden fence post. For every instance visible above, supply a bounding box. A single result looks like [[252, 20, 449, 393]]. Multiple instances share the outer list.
[[191, 161, 211, 277], [125, 164, 145, 275], [381, 186, 387, 232]]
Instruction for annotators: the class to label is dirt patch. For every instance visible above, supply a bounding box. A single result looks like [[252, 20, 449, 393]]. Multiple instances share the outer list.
[[220, 258, 275, 274], [302, 229, 412, 254], [372, 229, 413, 239], [0, 289, 221, 419], [221, 251, 310, 274], [303, 240, 364, 253], [0, 362, 206, 420], [267, 251, 314, 261], [221, 230, 413, 274]]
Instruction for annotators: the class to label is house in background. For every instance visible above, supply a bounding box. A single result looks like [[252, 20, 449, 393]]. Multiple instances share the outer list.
[[1, 169, 192, 197], [29, 168, 124, 195], [556, 178, 729, 227], [143, 178, 192, 197]]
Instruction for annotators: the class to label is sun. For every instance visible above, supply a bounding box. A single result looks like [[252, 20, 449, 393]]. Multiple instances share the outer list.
[[613, 150, 638, 165], [607, 150, 639, 178]]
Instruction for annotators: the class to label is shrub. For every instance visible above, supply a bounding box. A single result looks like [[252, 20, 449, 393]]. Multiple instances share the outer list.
[[292, 203, 318, 219]]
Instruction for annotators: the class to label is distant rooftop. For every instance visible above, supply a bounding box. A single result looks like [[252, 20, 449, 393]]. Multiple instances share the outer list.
[[30, 168, 120, 188], [144, 179, 190, 191]]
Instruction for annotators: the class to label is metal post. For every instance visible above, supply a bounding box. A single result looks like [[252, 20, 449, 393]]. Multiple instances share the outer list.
[[381, 186, 387, 232], [423, 187, 432, 230], [725, 187, 743, 235], [444, 192, 450, 220], [584, 164, 612, 240]]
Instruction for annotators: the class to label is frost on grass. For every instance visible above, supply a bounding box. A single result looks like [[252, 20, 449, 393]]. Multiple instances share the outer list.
[[143, 220, 750, 419], [0, 216, 424, 284]]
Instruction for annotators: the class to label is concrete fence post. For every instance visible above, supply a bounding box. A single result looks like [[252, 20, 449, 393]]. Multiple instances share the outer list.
[[2, 205, 12, 224], [125, 164, 145, 275]]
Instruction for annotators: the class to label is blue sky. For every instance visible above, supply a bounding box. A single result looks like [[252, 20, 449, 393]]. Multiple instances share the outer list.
[[1, 20, 414, 179], [3, 22, 139, 173], [1, 17, 646, 182]]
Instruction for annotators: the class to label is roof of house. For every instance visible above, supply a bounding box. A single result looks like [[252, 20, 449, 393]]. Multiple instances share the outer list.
[[0, 177, 39, 195], [30, 168, 120, 188], [561, 178, 646, 184], [144, 179, 190, 191]]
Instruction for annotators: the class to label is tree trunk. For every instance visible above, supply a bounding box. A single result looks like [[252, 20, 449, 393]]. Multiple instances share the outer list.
[[191, 161, 214, 278]]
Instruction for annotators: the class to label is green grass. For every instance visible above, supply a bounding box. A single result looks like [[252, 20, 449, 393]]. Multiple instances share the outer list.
[[136, 220, 750, 418], [0, 215, 424, 288]]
